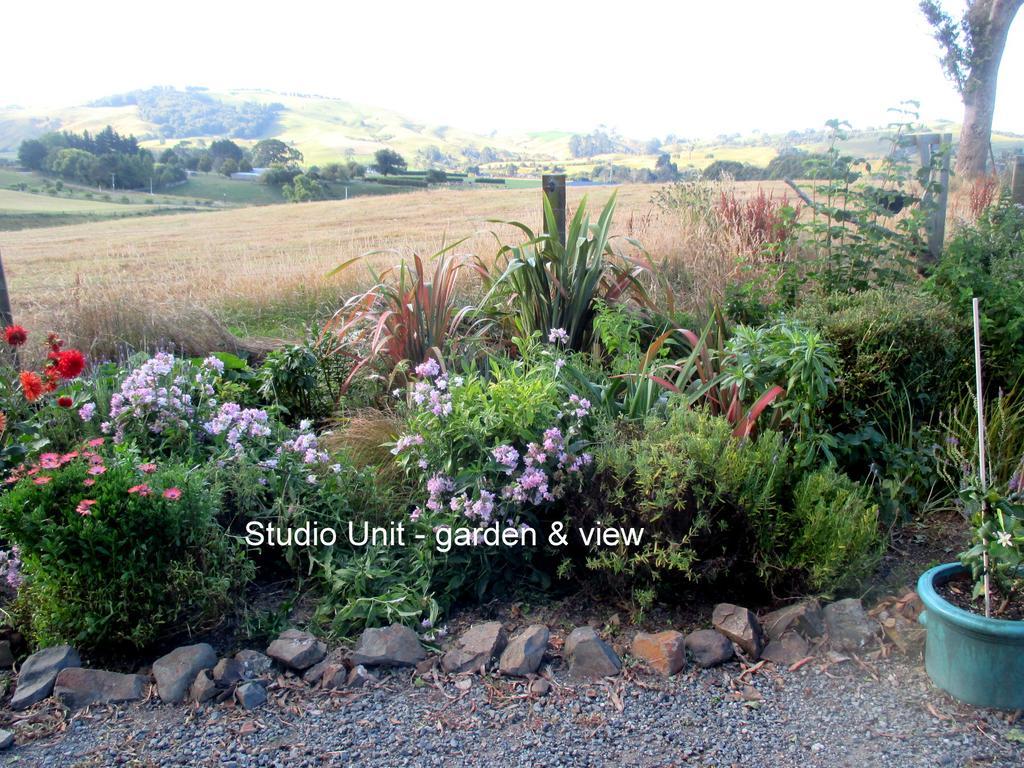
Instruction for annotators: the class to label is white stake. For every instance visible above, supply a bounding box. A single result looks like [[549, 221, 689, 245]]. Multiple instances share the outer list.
[[973, 297, 991, 619]]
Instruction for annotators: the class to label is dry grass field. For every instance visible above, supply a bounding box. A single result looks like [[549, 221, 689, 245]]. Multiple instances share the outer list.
[[1, 181, 799, 357]]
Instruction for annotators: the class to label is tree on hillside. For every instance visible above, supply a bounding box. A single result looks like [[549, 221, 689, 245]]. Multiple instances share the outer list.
[[920, 0, 1023, 177], [18, 139, 48, 170], [251, 139, 303, 167], [208, 139, 244, 164], [372, 148, 407, 176], [220, 158, 239, 177]]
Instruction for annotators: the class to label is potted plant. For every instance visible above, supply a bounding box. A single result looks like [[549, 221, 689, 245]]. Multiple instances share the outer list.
[[918, 476, 1024, 710], [919, 298, 1024, 710]]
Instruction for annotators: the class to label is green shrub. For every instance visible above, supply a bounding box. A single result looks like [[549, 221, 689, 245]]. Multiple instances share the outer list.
[[783, 465, 881, 593], [795, 287, 970, 430], [926, 196, 1024, 390], [580, 407, 789, 599], [0, 446, 248, 649]]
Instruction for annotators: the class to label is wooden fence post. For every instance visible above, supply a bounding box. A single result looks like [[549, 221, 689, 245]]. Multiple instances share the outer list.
[[914, 133, 951, 263], [542, 174, 566, 247], [1011, 155, 1024, 206]]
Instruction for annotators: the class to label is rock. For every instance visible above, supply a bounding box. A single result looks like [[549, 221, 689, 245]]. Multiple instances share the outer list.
[[235, 681, 267, 709], [266, 629, 327, 671], [212, 658, 244, 686], [712, 603, 765, 658], [0, 730, 13, 750], [234, 649, 273, 679], [760, 631, 810, 667], [321, 662, 349, 690], [346, 664, 377, 689], [53, 667, 146, 709], [564, 626, 621, 679], [761, 600, 825, 641], [441, 622, 508, 674], [415, 657, 437, 676], [303, 649, 346, 686], [824, 599, 878, 652], [530, 678, 551, 696], [349, 624, 425, 667], [152, 643, 217, 704], [630, 630, 686, 676], [498, 625, 549, 677], [11, 644, 81, 710], [0, 640, 13, 669], [190, 670, 218, 704], [684, 629, 734, 668]]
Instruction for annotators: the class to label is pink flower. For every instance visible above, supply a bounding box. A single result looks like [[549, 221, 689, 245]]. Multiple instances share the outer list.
[[33, 476, 52, 485], [40, 453, 63, 469], [83, 479, 95, 487], [127, 484, 152, 497], [87, 438, 105, 447], [139, 463, 158, 474], [87, 465, 106, 476], [76, 499, 97, 516], [162, 487, 182, 501]]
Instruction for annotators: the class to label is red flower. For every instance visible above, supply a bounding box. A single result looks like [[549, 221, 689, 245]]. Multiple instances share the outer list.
[[19, 371, 44, 402], [162, 487, 182, 501], [33, 476, 51, 485], [4, 325, 27, 347], [55, 350, 86, 380], [127, 484, 152, 497], [57, 396, 73, 408]]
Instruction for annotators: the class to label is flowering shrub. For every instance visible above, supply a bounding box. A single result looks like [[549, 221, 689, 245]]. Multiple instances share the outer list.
[[0, 442, 248, 649], [391, 335, 594, 532]]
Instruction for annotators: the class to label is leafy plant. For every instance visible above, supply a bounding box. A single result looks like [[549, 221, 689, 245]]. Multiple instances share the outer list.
[[479, 194, 656, 352], [323, 243, 481, 388]]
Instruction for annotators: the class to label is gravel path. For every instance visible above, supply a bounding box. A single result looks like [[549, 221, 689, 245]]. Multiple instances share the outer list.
[[5, 652, 1022, 768]]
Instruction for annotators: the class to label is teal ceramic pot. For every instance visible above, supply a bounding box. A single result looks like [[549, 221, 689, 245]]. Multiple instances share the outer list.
[[917, 563, 1024, 710]]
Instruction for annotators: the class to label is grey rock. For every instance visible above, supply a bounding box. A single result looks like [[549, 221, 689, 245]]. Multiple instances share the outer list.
[[234, 649, 274, 679], [498, 625, 549, 677], [346, 664, 377, 689], [441, 621, 508, 674], [760, 631, 811, 667], [152, 643, 217, 704], [684, 629, 734, 668], [630, 630, 687, 676], [303, 649, 347, 686], [321, 662, 349, 690], [212, 658, 244, 686], [11, 644, 81, 710], [0, 730, 12, 750], [824, 598, 878, 652], [564, 626, 621, 679], [712, 603, 765, 658], [761, 600, 825, 641], [349, 624, 425, 667], [190, 670, 218, 704], [235, 681, 267, 709], [53, 667, 146, 709], [530, 678, 551, 696], [266, 629, 327, 671]]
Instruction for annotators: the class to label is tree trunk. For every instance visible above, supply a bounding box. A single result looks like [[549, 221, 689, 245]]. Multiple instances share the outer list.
[[957, 0, 1023, 178]]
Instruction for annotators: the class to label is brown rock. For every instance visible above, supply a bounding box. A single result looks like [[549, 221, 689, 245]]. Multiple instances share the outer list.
[[190, 669, 218, 703], [760, 631, 810, 667], [712, 603, 765, 658], [152, 643, 216, 704], [53, 667, 146, 709], [212, 658, 244, 686], [530, 678, 551, 696], [346, 664, 377, 688], [630, 631, 686, 676], [303, 649, 347, 686], [684, 629, 734, 668], [234, 649, 273, 679], [321, 662, 349, 690], [761, 600, 825, 641], [498, 625, 549, 676], [442, 622, 508, 674]]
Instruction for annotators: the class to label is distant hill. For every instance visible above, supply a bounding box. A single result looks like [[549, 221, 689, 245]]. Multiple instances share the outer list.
[[2, 87, 1023, 174]]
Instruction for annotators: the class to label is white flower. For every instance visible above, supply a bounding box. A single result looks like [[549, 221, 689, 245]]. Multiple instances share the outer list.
[[996, 530, 1014, 548]]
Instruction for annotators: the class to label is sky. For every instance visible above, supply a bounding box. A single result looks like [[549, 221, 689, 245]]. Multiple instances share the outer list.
[[2, 0, 1022, 139]]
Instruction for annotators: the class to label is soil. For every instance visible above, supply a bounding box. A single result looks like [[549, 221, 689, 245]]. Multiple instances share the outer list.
[[936, 571, 1024, 622]]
